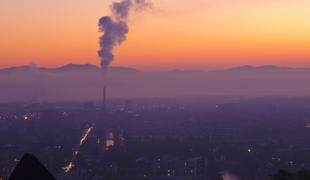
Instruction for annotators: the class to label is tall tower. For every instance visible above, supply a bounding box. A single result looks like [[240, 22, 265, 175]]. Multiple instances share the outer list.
[[102, 87, 107, 112]]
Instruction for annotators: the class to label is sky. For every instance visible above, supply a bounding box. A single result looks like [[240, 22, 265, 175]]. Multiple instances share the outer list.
[[1, 0, 310, 70]]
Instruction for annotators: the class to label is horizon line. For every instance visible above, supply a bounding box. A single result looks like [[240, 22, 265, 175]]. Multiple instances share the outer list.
[[1, 63, 310, 71]]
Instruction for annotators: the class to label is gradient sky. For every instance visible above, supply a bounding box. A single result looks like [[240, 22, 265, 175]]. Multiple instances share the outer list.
[[1, 0, 310, 69]]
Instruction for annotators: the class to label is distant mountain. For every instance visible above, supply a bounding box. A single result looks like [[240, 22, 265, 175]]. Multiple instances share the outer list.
[[52, 64, 100, 72], [227, 65, 255, 71], [0, 65, 39, 73], [0, 64, 140, 74], [1, 64, 310, 75], [226, 65, 309, 72], [2, 64, 310, 101]]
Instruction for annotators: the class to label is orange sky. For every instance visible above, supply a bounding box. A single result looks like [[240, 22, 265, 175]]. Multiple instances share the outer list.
[[1, 0, 310, 69]]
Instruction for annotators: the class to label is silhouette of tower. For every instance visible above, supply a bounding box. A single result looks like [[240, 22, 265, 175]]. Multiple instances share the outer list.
[[102, 87, 107, 112]]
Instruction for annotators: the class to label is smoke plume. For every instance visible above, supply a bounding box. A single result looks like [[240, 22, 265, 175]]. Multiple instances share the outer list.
[[98, 0, 152, 69]]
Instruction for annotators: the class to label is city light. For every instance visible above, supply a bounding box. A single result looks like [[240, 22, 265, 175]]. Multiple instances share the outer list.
[[63, 124, 95, 173], [63, 162, 75, 173], [80, 126, 94, 145]]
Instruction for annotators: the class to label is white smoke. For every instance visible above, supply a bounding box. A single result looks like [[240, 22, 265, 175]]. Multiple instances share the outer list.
[[98, 0, 152, 69]]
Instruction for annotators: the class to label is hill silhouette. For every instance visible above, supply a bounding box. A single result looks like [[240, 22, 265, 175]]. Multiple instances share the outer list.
[[9, 154, 56, 180]]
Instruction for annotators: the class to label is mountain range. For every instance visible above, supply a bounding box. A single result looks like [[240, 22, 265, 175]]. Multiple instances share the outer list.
[[0, 64, 140, 74], [1, 64, 310, 74], [1, 64, 310, 102]]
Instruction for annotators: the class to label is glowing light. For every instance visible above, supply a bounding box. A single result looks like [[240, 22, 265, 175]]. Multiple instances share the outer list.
[[105, 132, 114, 150], [63, 162, 75, 173], [63, 124, 94, 173], [221, 171, 240, 180], [80, 126, 94, 145]]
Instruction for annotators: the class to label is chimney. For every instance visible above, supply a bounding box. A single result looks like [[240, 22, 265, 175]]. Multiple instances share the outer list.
[[102, 87, 106, 111]]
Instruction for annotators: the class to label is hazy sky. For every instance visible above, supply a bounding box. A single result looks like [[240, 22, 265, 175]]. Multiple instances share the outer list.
[[1, 0, 310, 69]]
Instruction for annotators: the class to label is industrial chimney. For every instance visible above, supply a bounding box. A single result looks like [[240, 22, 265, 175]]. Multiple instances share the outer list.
[[102, 87, 107, 112]]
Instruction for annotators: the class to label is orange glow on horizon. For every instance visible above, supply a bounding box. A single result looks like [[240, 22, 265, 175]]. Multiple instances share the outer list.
[[1, 0, 310, 69]]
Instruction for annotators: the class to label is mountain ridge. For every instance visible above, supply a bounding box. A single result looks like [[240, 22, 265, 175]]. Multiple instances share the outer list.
[[226, 65, 310, 72], [1, 64, 310, 74], [0, 64, 140, 74]]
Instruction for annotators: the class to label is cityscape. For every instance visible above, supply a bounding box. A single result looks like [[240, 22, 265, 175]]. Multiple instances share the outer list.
[[0, 95, 310, 179], [1, 0, 310, 179]]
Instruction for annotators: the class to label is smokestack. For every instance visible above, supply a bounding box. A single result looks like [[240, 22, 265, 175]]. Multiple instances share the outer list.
[[98, 0, 152, 69], [102, 87, 107, 111]]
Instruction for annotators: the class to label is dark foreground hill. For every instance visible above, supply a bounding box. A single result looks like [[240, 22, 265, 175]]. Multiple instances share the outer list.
[[9, 154, 56, 180]]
